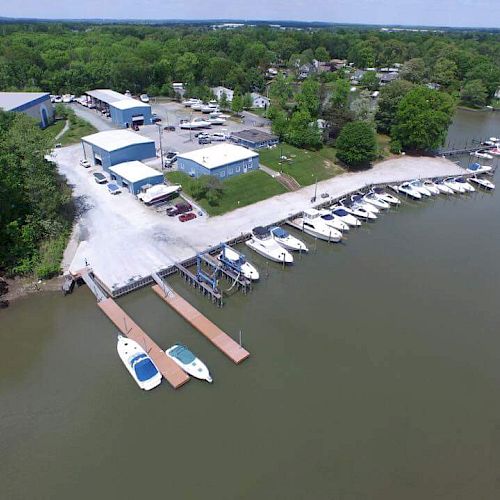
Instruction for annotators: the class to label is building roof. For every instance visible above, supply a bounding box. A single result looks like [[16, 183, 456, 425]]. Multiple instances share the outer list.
[[81, 130, 154, 152], [231, 129, 278, 144], [251, 92, 269, 101], [0, 92, 50, 111], [178, 143, 258, 170], [109, 161, 162, 183], [110, 99, 151, 111], [86, 89, 129, 104]]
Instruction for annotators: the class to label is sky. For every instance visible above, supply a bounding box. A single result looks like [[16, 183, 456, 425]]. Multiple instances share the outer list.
[[2, 0, 500, 29]]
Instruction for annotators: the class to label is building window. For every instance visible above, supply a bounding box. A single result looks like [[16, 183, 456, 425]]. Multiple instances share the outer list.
[[228, 167, 233, 175], [220, 171, 225, 178], [236, 165, 240, 172]]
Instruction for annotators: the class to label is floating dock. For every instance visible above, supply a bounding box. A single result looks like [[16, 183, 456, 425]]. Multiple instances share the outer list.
[[98, 297, 190, 389], [152, 284, 250, 364]]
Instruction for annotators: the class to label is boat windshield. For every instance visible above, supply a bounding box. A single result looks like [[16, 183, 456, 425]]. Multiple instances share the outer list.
[[132, 354, 158, 382], [470, 163, 480, 170], [271, 227, 289, 238], [412, 180, 422, 186], [456, 177, 465, 182], [171, 345, 196, 365], [322, 214, 333, 220], [333, 208, 348, 216]]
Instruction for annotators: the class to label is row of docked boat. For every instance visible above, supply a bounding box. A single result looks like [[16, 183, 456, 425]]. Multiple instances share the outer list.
[[117, 335, 212, 390]]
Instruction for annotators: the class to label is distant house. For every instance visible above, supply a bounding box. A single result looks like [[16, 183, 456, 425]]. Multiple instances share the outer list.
[[230, 129, 279, 149], [426, 82, 441, 91], [251, 93, 270, 109], [299, 63, 315, 79], [172, 83, 185, 96], [350, 69, 366, 84], [379, 72, 399, 85], [211, 86, 234, 102], [330, 59, 347, 70]]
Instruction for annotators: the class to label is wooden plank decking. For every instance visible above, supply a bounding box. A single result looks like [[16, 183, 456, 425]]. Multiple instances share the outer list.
[[98, 298, 190, 389], [152, 285, 250, 364]]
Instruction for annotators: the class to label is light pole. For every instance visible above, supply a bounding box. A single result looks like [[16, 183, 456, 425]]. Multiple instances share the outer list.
[[156, 123, 164, 168]]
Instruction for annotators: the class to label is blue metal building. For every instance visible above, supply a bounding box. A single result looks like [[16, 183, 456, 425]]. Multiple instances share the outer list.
[[0, 92, 54, 128], [81, 130, 156, 172], [177, 144, 259, 179], [109, 161, 164, 194]]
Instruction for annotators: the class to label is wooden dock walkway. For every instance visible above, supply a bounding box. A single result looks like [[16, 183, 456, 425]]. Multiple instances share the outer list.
[[152, 285, 250, 364], [98, 298, 190, 389]]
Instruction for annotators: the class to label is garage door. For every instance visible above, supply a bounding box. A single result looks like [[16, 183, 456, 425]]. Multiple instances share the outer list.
[[132, 115, 144, 125]]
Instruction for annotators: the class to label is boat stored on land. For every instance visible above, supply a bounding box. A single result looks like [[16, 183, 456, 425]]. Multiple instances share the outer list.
[[218, 246, 259, 281], [245, 227, 294, 264], [289, 209, 343, 241], [269, 226, 308, 252], [180, 118, 211, 129], [117, 335, 162, 391], [137, 184, 182, 205], [469, 176, 495, 190], [165, 344, 212, 383]]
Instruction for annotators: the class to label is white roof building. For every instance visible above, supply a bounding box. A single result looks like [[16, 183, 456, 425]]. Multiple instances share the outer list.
[[177, 144, 258, 170], [86, 89, 128, 104], [0, 92, 50, 111], [110, 99, 151, 111], [251, 92, 270, 109], [109, 161, 162, 183], [212, 86, 234, 102], [81, 130, 154, 152]]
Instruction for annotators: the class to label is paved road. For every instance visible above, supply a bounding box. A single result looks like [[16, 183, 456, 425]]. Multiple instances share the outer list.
[[70, 104, 116, 132], [241, 110, 271, 128]]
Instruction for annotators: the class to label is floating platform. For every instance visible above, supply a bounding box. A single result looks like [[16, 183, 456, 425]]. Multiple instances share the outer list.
[[98, 298, 190, 389], [152, 285, 250, 364]]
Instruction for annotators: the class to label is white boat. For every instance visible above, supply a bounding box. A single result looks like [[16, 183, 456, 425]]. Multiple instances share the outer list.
[[289, 209, 343, 241], [489, 148, 500, 156], [433, 178, 454, 194], [397, 182, 422, 199], [191, 102, 203, 111], [218, 246, 259, 281], [350, 194, 380, 213], [245, 227, 294, 264], [466, 162, 492, 174], [165, 344, 212, 383], [468, 176, 495, 190], [409, 179, 433, 196], [269, 226, 308, 252], [422, 180, 441, 195], [339, 198, 377, 220], [454, 176, 475, 192], [362, 191, 391, 209], [330, 206, 362, 227], [471, 151, 493, 160], [443, 177, 466, 193], [208, 116, 226, 125], [201, 105, 214, 113], [116, 335, 162, 391], [370, 187, 401, 205], [183, 98, 201, 107], [318, 209, 350, 232], [140, 94, 150, 103], [137, 184, 181, 205], [179, 118, 211, 129]]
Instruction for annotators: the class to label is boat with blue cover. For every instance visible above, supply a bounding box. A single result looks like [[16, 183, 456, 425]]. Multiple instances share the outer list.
[[166, 344, 213, 383], [269, 226, 308, 252], [117, 335, 162, 391]]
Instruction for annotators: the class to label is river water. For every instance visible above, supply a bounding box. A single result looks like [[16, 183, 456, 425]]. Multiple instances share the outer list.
[[1, 110, 500, 499]]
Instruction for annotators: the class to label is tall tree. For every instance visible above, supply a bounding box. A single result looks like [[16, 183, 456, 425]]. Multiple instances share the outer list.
[[375, 79, 414, 134], [460, 80, 488, 108], [336, 121, 377, 167]]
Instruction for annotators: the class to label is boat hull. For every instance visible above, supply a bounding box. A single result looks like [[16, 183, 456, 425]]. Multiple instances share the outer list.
[[165, 346, 213, 383], [245, 238, 294, 263]]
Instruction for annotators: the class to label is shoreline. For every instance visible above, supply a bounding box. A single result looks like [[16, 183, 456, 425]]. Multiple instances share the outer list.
[[0, 274, 64, 307]]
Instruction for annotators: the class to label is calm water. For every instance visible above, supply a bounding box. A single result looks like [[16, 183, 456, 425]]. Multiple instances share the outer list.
[[1, 111, 500, 499]]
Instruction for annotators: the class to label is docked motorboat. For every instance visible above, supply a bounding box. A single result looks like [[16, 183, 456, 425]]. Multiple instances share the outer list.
[[330, 206, 362, 227], [466, 162, 492, 174], [319, 209, 349, 232], [409, 179, 433, 196], [269, 226, 308, 252], [422, 179, 441, 195], [454, 176, 475, 192], [117, 335, 162, 391], [289, 209, 343, 241], [350, 194, 380, 213], [370, 187, 401, 205], [362, 191, 391, 209], [471, 151, 493, 160], [179, 118, 211, 129], [397, 182, 422, 199], [137, 184, 181, 205], [490, 148, 500, 156], [218, 245, 259, 281], [433, 178, 454, 194], [443, 177, 466, 193], [469, 176, 495, 190], [165, 344, 212, 383], [245, 227, 294, 264], [339, 198, 377, 220]]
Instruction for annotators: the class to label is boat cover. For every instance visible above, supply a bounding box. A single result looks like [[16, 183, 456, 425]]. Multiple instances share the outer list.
[[271, 227, 288, 238], [333, 208, 348, 216], [253, 226, 269, 236], [170, 345, 195, 365], [469, 163, 480, 170], [131, 354, 159, 381]]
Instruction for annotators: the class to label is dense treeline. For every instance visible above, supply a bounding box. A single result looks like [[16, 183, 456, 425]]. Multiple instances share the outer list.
[[0, 111, 72, 277]]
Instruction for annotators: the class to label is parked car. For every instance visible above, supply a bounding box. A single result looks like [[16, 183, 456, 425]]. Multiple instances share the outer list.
[[93, 172, 107, 184], [131, 123, 139, 131], [167, 202, 193, 216], [164, 151, 179, 167], [80, 159, 91, 168], [152, 114, 161, 123], [210, 133, 227, 141], [179, 212, 197, 222], [107, 183, 121, 195], [199, 137, 211, 145], [164, 125, 175, 132]]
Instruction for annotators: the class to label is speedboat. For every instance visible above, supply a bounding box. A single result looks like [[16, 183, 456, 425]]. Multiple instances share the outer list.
[[350, 194, 380, 213], [466, 162, 492, 174], [422, 180, 441, 195], [489, 148, 500, 156], [117, 335, 162, 391], [319, 209, 350, 232], [179, 118, 211, 129], [289, 209, 343, 241], [443, 177, 466, 193], [471, 151, 493, 160], [409, 179, 433, 196], [339, 198, 377, 220], [363, 191, 391, 209], [137, 184, 181, 205], [191, 102, 203, 111], [245, 227, 294, 264], [397, 182, 422, 199], [468, 176, 495, 190], [433, 178, 454, 194], [370, 187, 401, 205], [208, 116, 226, 125], [454, 176, 475, 192], [269, 226, 308, 252], [218, 246, 259, 281], [330, 206, 362, 227], [165, 344, 212, 383]]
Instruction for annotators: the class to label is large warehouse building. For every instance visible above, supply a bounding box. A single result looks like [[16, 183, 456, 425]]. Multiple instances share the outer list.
[[81, 130, 156, 171], [0, 92, 54, 128], [85, 89, 153, 127], [109, 161, 164, 195], [177, 144, 259, 179]]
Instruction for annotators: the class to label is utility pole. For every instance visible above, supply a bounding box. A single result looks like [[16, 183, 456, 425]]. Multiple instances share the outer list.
[[157, 123, 164, 168]]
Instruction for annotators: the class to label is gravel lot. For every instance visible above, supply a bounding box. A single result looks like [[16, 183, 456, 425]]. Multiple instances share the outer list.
[[53, 142, 463, 293]]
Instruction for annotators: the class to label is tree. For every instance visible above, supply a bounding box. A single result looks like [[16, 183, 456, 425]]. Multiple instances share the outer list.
[[348, 41, 375, 69], [329, 78, 351, 109], [432, 58, 458, 88], [315, 46, 330, 62], [286, 109, 322, 149], [400, 58, 426, 84], [460, 80, 488, 108], [322, 106, 354, 142], [359, 71, 379, 91], [296, 78, 320, 117], [231, 93, 243, 114], [268, 107, 289, 140], [391, 86, 455, 151], [242, 93, 253, 110], [336, 121, 377, 167], [350, 91, 374, 121], [375, 79, 414, 134], [465, 61, 500, 99], [191, 175, 225, 206], [269, 73, 293, 109], [219, 92, 229, 110]]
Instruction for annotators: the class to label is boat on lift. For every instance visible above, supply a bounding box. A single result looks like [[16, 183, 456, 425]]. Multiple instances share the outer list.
[[466, 162, 492, 175], [443, 177, 466, 193], [409, 179, 433, 196], [165, 344, 212, 383], [468, 176, 495, 190], [318, 209, 350, 232], [422, 179, 441, 195], [362, 191, 391, 209], [330, 206, 362, 227], [454, 176, 475, 192], [350, 194, 380, 213], [433, 178, 454, 194], [289, 209, 343, 241], [269, 226, 308, 252], [116, 335, 162, 391], [397, 182, 422, 199], [245, 227, 294, 264], [218, 245, 259, 281], [369, 187, 401, 205], [339, 198, 377, 220]]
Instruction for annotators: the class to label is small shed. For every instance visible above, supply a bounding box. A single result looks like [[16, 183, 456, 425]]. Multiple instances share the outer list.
[[230, 129, 279, 149], [108, 161, 164, 195]]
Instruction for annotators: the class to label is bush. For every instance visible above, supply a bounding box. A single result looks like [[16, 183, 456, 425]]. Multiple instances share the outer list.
[[35, 234, 68, 279], [336, 121, 377, 168], [389, 139, 402, 154]]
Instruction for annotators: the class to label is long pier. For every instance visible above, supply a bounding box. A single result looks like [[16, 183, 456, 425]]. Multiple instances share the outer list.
[[98, 298, 190, 389], [152, 284, 250, 364]]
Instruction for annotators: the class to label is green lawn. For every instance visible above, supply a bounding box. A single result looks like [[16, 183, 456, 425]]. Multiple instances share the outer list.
[[59, 111, 97, 146], [259, 144, 344, 186], [165, 170, 287, 216], [377, 133, 391, 159], [42, 120, 66, 145]]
